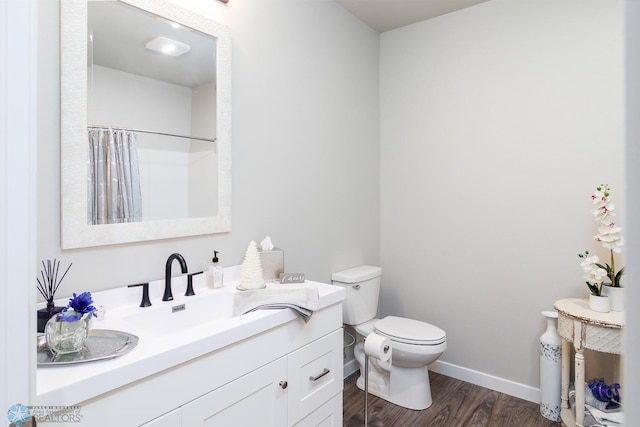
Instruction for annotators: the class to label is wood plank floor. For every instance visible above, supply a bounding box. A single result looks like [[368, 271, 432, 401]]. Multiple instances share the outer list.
[[343, 372, 561, 427]]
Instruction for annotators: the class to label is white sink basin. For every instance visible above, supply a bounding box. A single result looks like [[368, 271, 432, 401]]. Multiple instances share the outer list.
[[122, 291, 235, 336]]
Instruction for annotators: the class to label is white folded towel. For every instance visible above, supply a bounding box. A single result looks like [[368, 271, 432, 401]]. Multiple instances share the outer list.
[[233, 284, 319, 322], [242, 304, 314, 323], [586, 405, 624, 426]]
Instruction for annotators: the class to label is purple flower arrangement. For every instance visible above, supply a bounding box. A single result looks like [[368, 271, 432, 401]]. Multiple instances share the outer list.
[[58, 292, 98, 322]]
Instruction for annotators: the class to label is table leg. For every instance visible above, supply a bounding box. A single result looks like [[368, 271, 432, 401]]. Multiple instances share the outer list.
[[561, 339, 570, 410], [575, 348, 585, 427], [613, 353, 621, 386]]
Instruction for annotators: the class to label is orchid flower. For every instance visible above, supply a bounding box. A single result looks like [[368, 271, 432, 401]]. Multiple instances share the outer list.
[[580, 185, 625, 291]]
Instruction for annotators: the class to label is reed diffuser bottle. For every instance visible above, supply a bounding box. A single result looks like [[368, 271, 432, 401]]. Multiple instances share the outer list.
[[36, 259, 72, 333]]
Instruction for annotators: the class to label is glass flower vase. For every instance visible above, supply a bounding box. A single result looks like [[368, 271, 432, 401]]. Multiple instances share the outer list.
[[44, 313, 90, 354]]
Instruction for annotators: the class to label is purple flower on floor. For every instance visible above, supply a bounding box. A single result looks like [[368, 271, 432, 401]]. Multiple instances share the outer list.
[[58, 292, 98, 322]]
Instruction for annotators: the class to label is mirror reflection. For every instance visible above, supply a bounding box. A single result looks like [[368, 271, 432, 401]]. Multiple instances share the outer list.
[[60, 0, 231, 249], [87, 1, 218, 224]]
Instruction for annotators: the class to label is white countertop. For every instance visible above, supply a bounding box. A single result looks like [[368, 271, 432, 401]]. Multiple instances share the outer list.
[[36, 267, 345, 407]]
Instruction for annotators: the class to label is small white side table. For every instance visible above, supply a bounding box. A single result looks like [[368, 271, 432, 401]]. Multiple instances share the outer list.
[[553, 298, 623, 427]]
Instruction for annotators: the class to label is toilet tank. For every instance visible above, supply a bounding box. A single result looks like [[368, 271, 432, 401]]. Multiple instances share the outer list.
[[331, 265, 382, 325]]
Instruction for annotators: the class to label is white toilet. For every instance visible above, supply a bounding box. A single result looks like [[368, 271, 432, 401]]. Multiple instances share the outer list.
[[332, 265, 447, 410]]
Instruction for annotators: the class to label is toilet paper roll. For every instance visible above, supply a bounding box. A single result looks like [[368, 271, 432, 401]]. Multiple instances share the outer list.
[[364, 332, 392, 362]]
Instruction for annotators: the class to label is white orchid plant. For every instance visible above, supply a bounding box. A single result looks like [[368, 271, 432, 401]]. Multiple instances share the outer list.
[[578, 184, 625, 296]]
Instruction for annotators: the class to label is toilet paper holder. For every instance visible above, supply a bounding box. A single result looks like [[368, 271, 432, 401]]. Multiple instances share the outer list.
[[348, 335, 389, 427]]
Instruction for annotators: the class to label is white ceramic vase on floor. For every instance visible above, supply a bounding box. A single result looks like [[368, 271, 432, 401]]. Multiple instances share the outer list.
[[540, 311, 562, 422]]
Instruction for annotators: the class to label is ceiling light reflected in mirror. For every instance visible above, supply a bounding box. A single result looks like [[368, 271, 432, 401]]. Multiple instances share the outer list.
[[145, 36, 191, 56]]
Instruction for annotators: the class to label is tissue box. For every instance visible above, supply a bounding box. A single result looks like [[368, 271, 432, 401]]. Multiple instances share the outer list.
[[259, 247, 284, 282]]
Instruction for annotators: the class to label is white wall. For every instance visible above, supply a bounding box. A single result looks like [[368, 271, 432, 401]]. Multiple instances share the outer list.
[[1, 0, 37, 414], [188, 146, 218, 218], [138, 148, 189, 220], [380, 0, 624, 398], [90, 65, 192, 138], [624, 0, 640, 419], [191, 81, 217, 138], [190, 83, 218, 218], [37, 0, 380, 299], [91, 65, 192, 220]]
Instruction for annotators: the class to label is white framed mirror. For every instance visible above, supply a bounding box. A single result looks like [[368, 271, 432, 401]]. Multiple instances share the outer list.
[[61, 0, 231, 249]]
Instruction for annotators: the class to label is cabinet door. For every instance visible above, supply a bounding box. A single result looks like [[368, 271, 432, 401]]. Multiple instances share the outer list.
[[182, 357, 287, 426], [139, 408, 181, 427], [288, 330, 343, 425]]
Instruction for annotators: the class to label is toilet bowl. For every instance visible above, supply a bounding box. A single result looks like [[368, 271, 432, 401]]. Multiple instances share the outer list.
[[331, 266, 447, 410], [353, 316, 446, 410]]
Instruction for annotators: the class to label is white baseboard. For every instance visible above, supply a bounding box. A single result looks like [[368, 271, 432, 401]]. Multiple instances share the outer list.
[[429, 360, 540, 404], [343, 358, 540, 404], [343, 357, 359, 379]]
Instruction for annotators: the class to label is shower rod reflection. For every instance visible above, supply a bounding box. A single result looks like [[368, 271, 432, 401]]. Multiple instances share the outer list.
[[88, 125, 217, 143]]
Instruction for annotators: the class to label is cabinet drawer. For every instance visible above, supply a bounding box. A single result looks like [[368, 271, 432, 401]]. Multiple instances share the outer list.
[[288, 329, 343, 425], [140, 408, 181, 427], [293, 393, 343, 427]]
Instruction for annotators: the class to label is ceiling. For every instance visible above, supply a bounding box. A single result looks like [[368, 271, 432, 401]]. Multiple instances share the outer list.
[[335, 0, 490, 33], [88, 0, 490, 88], [89, 1, 216, 88]]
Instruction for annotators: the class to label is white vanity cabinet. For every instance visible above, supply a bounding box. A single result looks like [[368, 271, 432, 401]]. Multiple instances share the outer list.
[[182, 329, 342, 426], [54, 296, 345, 427]]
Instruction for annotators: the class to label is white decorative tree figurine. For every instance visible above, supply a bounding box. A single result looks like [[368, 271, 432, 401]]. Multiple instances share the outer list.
[[240, 240, 264, 290]]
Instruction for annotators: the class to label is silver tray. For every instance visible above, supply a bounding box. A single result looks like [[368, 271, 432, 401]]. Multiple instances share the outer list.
[[37, 329, 139, 366]]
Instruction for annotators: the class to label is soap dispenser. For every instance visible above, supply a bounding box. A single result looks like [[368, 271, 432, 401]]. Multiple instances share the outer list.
[[208, 251, 223, 289]]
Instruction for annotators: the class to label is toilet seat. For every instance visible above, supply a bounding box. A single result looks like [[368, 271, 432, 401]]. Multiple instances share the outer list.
[[353, 319, 377, 337], [375, 316, 446, 346]]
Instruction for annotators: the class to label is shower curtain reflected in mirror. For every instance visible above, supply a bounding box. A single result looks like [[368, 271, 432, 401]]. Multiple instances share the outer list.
[[87, 128, 142, 224]]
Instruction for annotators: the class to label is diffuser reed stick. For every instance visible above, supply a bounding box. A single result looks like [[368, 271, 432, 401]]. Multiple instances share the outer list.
[[37, 259, 72, 305]]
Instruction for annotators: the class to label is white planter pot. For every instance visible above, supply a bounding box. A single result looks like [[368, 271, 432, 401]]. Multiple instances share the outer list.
[[602, 286, 625, 312], [589, 294, 610, 313], [539, 311, 562, 422]]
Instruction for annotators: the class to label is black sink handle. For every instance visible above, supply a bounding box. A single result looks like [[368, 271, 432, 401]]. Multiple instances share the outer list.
[[186, 271, 204, 296], [127, 282, 151, 307]]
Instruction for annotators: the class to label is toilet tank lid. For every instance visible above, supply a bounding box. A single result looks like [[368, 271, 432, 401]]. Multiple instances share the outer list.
[[331, 265, 381, 283]]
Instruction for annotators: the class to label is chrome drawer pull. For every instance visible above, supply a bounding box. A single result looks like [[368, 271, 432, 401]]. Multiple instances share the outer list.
[[309, 368, 330, 382]]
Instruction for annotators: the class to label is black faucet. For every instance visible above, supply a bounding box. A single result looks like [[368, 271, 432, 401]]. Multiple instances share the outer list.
[[163, 253, 188, 301]]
